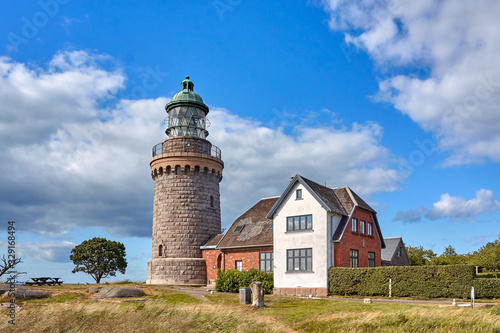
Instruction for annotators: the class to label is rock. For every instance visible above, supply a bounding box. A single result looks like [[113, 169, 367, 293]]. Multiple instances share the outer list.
[[2, 290, 51, 300], [87, 287, 102, 293], [93, 287, 146, 299]]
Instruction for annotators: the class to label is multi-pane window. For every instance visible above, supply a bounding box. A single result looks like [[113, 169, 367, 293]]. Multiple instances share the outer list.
[[360, 220, 366, 234], [235, 260, 243, 272], [350, 249, 359, 268], [368, 252, 375, 267], [259, 252, 273, 273], [367, 223, 373, 236], [287, 248, 312, 272], [287, 215, 312, 231], [296, 189, 302, 199], [351, 218, 358, 233]]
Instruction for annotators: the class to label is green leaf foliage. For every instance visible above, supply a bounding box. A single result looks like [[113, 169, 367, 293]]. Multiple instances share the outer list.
[[70, 237, 127, 284], [328, 265, 500, 299], [472, 236, 500, 272], [215, 268, 273, 294]]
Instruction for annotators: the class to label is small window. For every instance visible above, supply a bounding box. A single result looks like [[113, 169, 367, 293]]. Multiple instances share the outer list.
[[286, 215, 312, 231], [158, 244, 163, 257], [351, 218, 358, 233], [210, 195, 214, 208], [368, 252, 375, 267], [367, 223, 373, 236], [296, 189, 302, 199], [397, 247, 402, 257], [360, 220, 366, 234], [287, 248, 312, 272], [175, 165, 181, 175], [350, 249, 358, 268], [235, 260, 243, 272], [234, 225, 244, 234], [259, 252, 273, 273]]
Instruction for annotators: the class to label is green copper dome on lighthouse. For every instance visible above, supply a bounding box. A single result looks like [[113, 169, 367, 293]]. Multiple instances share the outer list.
[[166, 76, 208, 113]]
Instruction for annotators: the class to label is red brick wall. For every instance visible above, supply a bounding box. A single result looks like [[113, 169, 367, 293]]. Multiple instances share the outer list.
[[202, 249, 222, 281], [202, 246, 274, 282], [222, 246, 273, 271], [334, 208, 382, 267]]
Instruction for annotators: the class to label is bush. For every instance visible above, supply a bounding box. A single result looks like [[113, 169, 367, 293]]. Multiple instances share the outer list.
[[328, 265, 490, 299], [473, 279, 500, 299], [215, 268, 273, 294]]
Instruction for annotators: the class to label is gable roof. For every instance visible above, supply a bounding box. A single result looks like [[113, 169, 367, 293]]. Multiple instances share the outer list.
[[217, 197, 278, 249], [200, 233, 224, 249], [267, 174, 347, 218], [266, 174, 385, 249], [381, 237, 404, 262]]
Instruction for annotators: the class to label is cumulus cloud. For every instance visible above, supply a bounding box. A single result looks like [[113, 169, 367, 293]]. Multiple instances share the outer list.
[[322, 0, 500, 165], [426, 189, 500, 221], [18, 241, 75, 263], [392, 206, 427, 223], [0, 50, 401, 238]]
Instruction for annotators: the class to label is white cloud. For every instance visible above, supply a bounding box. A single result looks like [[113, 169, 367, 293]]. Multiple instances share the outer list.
[[426, 189, 500, 221], [393, 206, 427, 223], [0, 50, 401, 238], [18, 241, 75, 263], [322, 0, 500, 165]]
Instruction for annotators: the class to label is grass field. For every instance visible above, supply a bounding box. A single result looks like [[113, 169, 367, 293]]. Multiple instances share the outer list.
[[1, 283, 499, 332]]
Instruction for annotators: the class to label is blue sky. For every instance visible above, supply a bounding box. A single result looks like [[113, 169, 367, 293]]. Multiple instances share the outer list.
[[1, 0, 499, 283]]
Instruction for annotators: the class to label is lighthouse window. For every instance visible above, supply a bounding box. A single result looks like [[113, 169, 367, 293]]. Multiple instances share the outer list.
[[210, 195, 214, 207]]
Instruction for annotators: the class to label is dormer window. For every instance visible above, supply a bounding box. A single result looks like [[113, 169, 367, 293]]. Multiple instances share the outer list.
[[296, 189, 302, 199], [234, 225, 245, 234]]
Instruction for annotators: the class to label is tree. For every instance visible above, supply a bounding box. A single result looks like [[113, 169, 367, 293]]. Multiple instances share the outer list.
[[472, 236, 500, 272], [70, 237, 127, 284], [430, 245, 467, 265], [0, 254, 22, 279], [406, 245, 436, 265]]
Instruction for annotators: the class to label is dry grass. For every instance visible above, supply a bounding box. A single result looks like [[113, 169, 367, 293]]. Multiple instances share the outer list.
[[1, 284, 499, 333]]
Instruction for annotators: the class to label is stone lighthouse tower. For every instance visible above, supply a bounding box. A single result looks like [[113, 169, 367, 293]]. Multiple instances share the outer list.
[[146, 76, 223, 285]]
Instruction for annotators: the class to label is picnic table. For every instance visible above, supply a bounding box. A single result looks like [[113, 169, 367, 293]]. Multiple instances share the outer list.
[[25, 277, 63, 286]]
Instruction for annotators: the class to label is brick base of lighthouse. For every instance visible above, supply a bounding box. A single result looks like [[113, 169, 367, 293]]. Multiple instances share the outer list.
[[146, 258, 207, 285]]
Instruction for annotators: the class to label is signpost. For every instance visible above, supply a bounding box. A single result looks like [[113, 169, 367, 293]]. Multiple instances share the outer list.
[[471, 286, 475, 309]]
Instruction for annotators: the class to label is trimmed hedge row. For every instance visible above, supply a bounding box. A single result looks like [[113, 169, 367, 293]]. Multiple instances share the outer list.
[[328, 265, 499, 299], [473, 279, 500, 299], [215, 268, 273, 294]]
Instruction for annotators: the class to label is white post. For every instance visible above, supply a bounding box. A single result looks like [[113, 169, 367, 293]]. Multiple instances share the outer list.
[[471, 286, 475, 309], [389, 278, 392, 298]]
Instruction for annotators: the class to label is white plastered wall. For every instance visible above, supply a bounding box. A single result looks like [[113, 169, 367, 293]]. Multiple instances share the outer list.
[[272, 181, 342, 289]]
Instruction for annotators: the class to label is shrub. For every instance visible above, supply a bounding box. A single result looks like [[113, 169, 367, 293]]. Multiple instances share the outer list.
[[215, 269, 273, 294], [473, 279, 500, 299], [329, 265, 488, 299]]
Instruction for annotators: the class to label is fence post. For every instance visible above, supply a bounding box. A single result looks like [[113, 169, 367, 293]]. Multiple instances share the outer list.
[[389, 278, 392, 298]]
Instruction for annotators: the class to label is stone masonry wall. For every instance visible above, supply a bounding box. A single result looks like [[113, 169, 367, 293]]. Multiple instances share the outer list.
[[151, 171, 221, 259]]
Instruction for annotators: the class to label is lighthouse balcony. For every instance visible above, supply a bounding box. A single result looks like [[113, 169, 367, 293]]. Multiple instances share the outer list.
[[152, 138, 222, 160]]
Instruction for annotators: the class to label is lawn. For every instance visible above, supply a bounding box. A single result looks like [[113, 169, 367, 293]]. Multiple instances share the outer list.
[[1, 283, 499, 332]]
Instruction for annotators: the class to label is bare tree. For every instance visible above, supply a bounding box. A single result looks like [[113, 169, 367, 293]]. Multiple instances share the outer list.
[[0, 255, 23, 279]]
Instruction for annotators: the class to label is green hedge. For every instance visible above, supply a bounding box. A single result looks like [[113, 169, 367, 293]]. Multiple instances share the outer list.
[[215, 268, 273, 294], [328, 265, 489, 299], [473, 279, 500, 299]]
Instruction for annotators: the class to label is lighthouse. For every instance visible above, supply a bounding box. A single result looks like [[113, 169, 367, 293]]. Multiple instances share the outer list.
[[147, 76, 223, 285]]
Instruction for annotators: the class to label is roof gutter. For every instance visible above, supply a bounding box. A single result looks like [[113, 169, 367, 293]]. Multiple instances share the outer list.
[[218, 244, 273, 250]]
